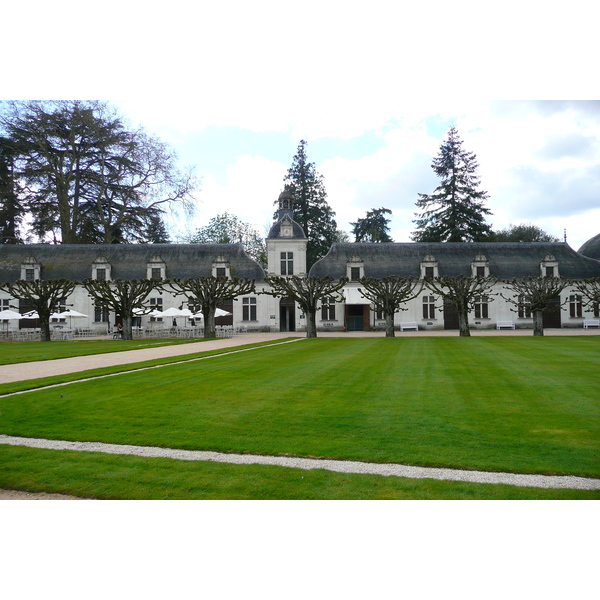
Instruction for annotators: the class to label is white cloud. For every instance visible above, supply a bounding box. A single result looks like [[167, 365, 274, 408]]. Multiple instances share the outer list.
[[179, 155, 288, 238]]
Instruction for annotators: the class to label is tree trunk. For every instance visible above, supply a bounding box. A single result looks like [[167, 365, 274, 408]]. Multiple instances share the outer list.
[[385, 312, 395, 337], [458, 307, 471, 337], [122, 314, 133, 341], [306, 311, 317, 338], [203, 305, 216, 339], [533, 310, 544, 336], [39, 318, 51, 342]]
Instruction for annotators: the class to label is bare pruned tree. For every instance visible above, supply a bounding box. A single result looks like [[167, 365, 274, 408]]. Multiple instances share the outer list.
[[170, 276, 255, 339], [83, 278, 165, 340], [501, 277, 570, 336], [425, 275, 497, 337], [571, 278, 600, 316], [264, 275, 348, 338], [1, 278, 77, 341], [358, 276, 421, 337]]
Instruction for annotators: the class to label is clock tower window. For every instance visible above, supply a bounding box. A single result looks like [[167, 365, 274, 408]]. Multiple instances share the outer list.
[[281, 252, 294, 276]]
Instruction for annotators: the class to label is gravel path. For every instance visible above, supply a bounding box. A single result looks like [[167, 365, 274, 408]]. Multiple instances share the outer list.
[[0, 333, 301, 384], [2, 434, 599, 491]]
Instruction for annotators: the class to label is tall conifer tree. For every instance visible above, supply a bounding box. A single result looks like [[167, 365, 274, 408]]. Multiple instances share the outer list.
[[280, 140, 337, 268], [412, 127, 492, 242]]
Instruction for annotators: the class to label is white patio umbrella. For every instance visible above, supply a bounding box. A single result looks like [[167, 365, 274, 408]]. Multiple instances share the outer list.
[[191, 308, 231, 319], [159, 306, 194, 326], [58, 309, 88, 329], [0, 309, 23, 333], [21, 310, 40, 319], [0, 309, 23, 320]]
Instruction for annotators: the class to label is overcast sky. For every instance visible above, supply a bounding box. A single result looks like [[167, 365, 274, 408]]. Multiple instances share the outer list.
[[6, 2, 599, 251]]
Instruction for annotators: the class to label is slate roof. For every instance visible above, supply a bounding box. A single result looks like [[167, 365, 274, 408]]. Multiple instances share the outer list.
[[0, 244, 266, 283], [578, 233, 600, 260], [266, 216, 307, 240], [309, 242, 600, 279]]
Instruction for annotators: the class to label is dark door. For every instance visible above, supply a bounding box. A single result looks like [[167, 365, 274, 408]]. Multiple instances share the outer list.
[[279, 297, 295, 332], [543, 295, 562, 329], [443, 300, 460, 330], [347, 305, 365, 331]]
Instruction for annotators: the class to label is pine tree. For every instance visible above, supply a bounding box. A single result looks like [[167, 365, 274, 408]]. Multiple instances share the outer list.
[[280, 140, 337, 268], [412, 127, 492, 242], [0, 136, 24, 244], [351, 208, 393, 243]]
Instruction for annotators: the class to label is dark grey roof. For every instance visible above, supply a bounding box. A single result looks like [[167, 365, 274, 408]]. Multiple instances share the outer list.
[[266, 216, 307, 240], [309, 242, 600, 279], [0, 244, 265, 282], [578, 233, 600, 260]]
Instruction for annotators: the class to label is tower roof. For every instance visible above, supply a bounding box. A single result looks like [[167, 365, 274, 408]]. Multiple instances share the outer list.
[[578, 233, 600, 260]]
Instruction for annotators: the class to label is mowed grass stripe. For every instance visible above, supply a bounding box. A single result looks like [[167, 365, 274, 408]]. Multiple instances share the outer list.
[[1, 445, 598, 500], [0, 337, 208, 365], [0, 338, 598, 477]]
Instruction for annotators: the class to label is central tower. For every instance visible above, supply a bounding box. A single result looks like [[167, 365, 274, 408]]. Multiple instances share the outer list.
[[265, 190, 308, 277]]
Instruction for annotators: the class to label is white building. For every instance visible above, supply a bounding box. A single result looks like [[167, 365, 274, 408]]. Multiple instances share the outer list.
[[2, 191, 600, 334]]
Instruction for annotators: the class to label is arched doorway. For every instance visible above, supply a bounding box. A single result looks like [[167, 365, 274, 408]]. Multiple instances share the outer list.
[[279, 297, 296, 332]]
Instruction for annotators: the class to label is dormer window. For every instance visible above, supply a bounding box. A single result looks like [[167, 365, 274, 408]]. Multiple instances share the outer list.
[[20, 256, 41, 281], [92, 256, 112, 281], [540, 255, 559, 278], [420, 254, 438, 280], [471, 253, 489, 279], [147, 255, 166, 280], [212, 256, 231, 278], [347, 255, 364, 281]]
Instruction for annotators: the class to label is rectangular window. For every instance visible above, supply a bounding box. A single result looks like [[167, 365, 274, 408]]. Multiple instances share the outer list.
[[150, 297, 163, 321], [594, 303, 600, 318], [375, 309, 385, 320], [280, 252, 293, 276], [94, 302, 109, 323], [151, 268, 162, 280], [476, 266, 486, 279], [423, 296, 435, 319], [321, 297, 336, 321], [518, 295, 532, 319], [424, 266, 434, 280], [25, 269, 35, 281], [545, 266, 555, 278], [569, 294, 583, 318], [96, 268, 106, 281], [216, 267, 226, 278], [242, 297, 257, 321], [350, 267, 361, 281], [474, 295, 489, 319]]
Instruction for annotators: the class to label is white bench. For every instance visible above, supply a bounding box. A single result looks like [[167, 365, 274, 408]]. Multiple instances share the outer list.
[[583, 319, 600, 329], [496, 321, 515, 330], [400, 322, 419, 331]]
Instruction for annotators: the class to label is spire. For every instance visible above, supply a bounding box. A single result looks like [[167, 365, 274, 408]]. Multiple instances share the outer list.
[[276, 189, 294, 220]]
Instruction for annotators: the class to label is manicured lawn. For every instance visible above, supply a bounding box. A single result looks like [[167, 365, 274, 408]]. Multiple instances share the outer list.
[[0, 337, 207, 365], [1, 337, 598, 493], [1, 445, 597, 500], [0, 339, 299, 395]]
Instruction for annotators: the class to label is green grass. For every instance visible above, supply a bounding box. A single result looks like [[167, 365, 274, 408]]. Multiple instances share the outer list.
[[0, 338, 300, 395], [1, 445, 597, 500], [0, 337, 209, 365], [1, 337, 598, 499]]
